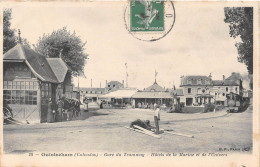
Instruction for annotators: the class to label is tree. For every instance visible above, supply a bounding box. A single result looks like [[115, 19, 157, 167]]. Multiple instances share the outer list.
[[3, 8, 31, 54], [34, 27, 88, 77], [3, 8, 16, 54], [224, 7, 253, 75]]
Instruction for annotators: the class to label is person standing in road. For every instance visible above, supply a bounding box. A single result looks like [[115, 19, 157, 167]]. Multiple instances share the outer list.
[[154, 106, 160, 134]]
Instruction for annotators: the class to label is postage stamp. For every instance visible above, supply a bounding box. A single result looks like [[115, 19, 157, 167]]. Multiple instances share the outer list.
[[130, 0, 164, 32], [124, 0, 175, 41]]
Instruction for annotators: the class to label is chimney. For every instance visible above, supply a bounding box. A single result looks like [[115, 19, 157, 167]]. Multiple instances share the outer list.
[[223, 75, 225, 80], [100, 82, 101, 88], [209, 73, 212, 80], [122, 80, 124, 88], [18, 29, 22, 43]]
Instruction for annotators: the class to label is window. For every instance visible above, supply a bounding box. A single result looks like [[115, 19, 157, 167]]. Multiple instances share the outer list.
[[188, 80, 192, 85], [226, 87, 228, 92], [3, 90, 37, 105], [201, 80, 205, 85], [197, 79, 202, 85], [41, 83, 52, 98], [197, 88, 202, 94], [188, 88, 191, 94], [206, 88, 209, 93], [4, 81, 38, 91], [202, 89, 205, 93]]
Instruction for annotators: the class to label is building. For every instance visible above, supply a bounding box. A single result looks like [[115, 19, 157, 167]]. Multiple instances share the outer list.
[[211, 73, 242, 105], [79, 80, 125, 103], [79, 87, 106, 103], [179, 73, 244, 106], [101, 88, 137, 107], [132, 80, 173, 108], [105, 80, 124, 92], [3, 44, 72, 123], [179, 75, 214, 106]]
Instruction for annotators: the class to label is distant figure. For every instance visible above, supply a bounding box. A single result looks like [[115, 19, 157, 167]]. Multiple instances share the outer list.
[[153, 103, 157, 110], [47, 98, 54, 123], [56, 98, 64, 122], [154, 106, 160, 134], [63, 97, 70, 121]]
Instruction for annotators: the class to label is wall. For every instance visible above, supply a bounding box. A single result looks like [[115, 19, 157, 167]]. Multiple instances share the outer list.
[[4, 62, 34, 81], [211, 86, 239, 101], [182, 86, 212, 96]]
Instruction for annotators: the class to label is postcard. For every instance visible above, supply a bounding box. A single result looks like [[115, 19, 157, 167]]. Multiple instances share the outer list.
[[1, 1, 259, 167]]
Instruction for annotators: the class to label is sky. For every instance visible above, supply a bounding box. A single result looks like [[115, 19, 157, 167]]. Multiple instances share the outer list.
[[8, 2, 249, 90]]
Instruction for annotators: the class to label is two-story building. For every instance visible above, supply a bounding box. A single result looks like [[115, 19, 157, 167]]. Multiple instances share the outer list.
[[211, 73, 242, 105], [3, 43, 72, 123], [180, 75, 213, 106]]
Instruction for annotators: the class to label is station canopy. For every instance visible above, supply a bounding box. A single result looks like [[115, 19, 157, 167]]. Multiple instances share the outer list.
[[101, 89, 137, 99]]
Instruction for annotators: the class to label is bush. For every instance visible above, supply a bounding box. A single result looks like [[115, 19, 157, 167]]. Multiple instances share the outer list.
[[169, 104, 182, 113], [204, 103, 215, 112]]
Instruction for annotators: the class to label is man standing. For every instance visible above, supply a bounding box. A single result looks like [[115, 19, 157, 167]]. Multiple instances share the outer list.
[[154, 106, 160, 134]]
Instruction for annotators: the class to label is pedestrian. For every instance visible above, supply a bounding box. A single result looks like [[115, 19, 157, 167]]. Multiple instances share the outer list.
[[47, 98, 54, 123], [63, 97, 70, 121], [154, 106, 160, 134], [56, 97, 64, 122]]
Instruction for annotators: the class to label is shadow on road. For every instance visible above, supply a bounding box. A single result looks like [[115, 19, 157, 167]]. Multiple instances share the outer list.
[[76, 110, 109, 121]]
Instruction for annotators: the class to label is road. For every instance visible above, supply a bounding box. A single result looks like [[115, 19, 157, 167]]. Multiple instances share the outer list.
[[3, 106, 252, 154]]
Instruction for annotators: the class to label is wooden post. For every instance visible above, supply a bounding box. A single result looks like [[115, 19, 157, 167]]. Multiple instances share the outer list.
[[37, 80, 42, 123]]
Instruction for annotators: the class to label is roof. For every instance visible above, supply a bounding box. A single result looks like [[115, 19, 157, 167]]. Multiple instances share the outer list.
[[226, 72, 242, 80], [181, 75, 212, 86], [212, 80, 240, 86], [101, 89, 137, 98], [144, 81, 165, 92], [173, 89, 184, 96], [132, 91, 172, 99], [107, 81, 123, 85], [79, 88, 106, 92], [4, 44, 59, 83], [47, 58, 69, 82]]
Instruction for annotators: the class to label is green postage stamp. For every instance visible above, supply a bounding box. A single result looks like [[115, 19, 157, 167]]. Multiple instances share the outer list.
[[130, 0, 164, 32]]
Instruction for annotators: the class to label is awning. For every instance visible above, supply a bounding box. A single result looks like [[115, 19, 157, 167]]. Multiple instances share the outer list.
[[101, 89, 137, 99]]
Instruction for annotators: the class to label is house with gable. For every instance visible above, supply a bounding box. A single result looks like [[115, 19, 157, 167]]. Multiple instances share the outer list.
[[3, 43, 73, 123]]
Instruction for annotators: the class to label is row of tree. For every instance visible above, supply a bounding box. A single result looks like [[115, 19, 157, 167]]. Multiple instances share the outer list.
[[3, 8, 88, 78]]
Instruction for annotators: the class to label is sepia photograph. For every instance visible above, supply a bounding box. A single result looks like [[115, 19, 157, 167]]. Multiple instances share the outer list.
[[1, 1, 259, 167]]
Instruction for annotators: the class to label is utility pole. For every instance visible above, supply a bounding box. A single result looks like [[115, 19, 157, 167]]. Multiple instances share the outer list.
[[125, 63, 128, 88]]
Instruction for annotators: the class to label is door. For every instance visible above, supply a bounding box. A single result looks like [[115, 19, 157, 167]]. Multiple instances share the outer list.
[[186, 98, 193, 106], [41, 97, 48, 123]]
